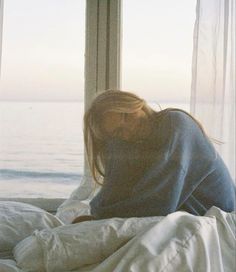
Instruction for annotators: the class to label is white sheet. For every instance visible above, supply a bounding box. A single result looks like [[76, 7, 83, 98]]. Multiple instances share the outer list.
[[88, 207, 235, 272], [10, 206, 235, 272], [14, 216, 162, 271], [0, 259, 23, 272], [0, 201, 63, 259]]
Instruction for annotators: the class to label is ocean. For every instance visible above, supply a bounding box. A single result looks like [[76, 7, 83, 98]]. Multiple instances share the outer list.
[[0, 102, 84, 198], [0, 101, 189, 198]]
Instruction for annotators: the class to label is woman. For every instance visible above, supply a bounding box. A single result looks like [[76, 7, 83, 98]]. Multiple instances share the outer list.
[[82, 90, 235, 220]]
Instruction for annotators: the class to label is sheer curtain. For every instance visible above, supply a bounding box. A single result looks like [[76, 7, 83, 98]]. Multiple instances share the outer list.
[[191, 0, 235, 180]]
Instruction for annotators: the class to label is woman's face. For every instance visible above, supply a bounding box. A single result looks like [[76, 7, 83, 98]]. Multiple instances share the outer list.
[[102, 109, 150, 142]]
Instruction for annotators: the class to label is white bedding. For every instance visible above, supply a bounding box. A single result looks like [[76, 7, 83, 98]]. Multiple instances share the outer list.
[[0, 201, 63, 259], [0, 206, 235, 272]]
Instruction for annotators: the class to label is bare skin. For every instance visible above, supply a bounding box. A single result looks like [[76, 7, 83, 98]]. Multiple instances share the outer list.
[[71, 215, 95, 224]]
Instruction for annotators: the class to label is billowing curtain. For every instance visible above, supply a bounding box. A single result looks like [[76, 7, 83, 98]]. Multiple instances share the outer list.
[[191, 0, 235, 180], [0, 0, 3, 76]]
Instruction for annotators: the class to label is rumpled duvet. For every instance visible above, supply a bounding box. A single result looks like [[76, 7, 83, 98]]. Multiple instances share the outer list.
[[0, 206, 234, 272]]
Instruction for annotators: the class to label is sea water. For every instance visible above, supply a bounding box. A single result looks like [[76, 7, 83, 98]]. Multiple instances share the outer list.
[[0, 102, 84, 198], [0, 101, 189, 198]]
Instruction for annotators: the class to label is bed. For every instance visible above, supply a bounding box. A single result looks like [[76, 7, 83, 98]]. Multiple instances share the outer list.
[[0, 200, 235, 272]]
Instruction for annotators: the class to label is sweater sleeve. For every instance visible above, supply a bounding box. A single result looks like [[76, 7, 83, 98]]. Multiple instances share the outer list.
[[91, 138, 150, 206]]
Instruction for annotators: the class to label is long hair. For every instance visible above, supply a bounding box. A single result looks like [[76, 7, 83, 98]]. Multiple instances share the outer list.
[[84, 90, 210, 184], [84, 90, 155, 184]]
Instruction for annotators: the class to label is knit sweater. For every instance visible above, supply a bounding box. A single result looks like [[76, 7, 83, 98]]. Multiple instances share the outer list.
[[90, 110, 235, 219]]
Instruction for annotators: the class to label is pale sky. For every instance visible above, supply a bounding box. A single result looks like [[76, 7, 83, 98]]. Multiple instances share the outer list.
[[0, 0, 196, 103], [122, 0, 196, 103]]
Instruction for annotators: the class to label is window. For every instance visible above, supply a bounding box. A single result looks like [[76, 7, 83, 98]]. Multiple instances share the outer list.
[[122, 0, 196, 112], [0, 0, 85, 201], [0, 0, 197, 208]]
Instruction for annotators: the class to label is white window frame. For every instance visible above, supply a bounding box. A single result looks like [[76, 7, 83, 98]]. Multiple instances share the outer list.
[[0, 0, 121, 211]]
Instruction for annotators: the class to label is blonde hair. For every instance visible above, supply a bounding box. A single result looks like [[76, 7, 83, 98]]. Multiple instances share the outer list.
[[84, 90, 155, 184], [84, 90, 211, 184]]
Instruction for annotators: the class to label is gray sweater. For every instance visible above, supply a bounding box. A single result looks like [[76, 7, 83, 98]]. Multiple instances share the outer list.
[[90, 110, 235, 219]]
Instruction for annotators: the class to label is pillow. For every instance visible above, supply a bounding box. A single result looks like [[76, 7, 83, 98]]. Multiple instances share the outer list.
[[0, 201, 63, 258], [14, 216, 162, 272]]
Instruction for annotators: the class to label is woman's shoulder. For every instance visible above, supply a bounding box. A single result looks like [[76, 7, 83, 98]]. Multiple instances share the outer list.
[[154, 108, 195, 128], [164, 108, 192, 119], [152, 109, 205, 142]]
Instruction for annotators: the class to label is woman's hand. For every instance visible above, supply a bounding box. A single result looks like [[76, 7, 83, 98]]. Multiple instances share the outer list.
[[71, 215, 95, 224]]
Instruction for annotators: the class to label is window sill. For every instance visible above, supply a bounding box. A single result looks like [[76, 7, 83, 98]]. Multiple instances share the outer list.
[[0, 198, 65, 213]]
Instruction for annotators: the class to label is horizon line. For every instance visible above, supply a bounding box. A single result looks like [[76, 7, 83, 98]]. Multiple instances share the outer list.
[[0, 99, 190, 104]]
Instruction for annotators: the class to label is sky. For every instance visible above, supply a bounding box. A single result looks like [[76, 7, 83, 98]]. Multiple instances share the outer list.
[[0, 0, 196, 103]]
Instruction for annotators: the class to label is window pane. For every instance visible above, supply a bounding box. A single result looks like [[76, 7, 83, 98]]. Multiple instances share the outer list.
[[0, 0, 85, 198], [122, 0, 196, 111]]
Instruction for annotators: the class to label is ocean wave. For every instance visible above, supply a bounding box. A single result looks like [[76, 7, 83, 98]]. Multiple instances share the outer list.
[[0, 168, 82, 180]]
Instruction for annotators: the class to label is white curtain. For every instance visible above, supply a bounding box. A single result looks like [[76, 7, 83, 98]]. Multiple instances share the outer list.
[[191, 0, 235, 180], [0, 0, 3, 76]]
